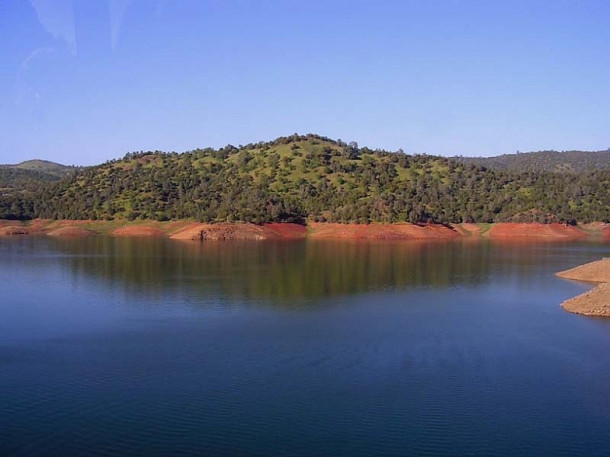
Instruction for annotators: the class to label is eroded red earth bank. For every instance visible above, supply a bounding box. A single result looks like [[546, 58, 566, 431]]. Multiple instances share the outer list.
[[486, 223, 589, 240], [0, 219, 608, 241]]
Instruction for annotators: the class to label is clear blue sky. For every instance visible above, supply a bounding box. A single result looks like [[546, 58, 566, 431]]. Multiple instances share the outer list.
[[1, 0, 609, 165]]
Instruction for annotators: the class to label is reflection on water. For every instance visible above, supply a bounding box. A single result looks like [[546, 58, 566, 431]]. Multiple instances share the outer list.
[[38, 237, 603, 305], [3, 236, 607, 307], [12, 237, 561, 304]]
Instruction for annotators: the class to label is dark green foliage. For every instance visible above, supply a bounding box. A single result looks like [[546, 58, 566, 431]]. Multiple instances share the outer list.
[[0, 160, 81, 219], [457, 149, 610, 173], [1, 134, 609, 223], [0, 168, 57, 192]]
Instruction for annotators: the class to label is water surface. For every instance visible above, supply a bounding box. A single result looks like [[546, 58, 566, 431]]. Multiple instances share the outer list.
[[1, 237, 610, 456]]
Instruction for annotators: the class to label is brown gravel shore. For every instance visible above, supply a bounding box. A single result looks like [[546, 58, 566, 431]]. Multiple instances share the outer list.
[[556, 259, 610, 316]]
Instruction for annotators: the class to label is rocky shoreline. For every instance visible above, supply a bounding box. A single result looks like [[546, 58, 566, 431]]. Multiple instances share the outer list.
[[556, 259, 610, 317]]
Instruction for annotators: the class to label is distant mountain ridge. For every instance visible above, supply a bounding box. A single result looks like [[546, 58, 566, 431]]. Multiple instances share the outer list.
[[3, 159, 79, 177], [0, 160, 80, 193], [456, 150, 610, 173]]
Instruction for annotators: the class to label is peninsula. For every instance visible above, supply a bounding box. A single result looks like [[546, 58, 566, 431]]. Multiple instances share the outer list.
[[556, 259, 610, 316]]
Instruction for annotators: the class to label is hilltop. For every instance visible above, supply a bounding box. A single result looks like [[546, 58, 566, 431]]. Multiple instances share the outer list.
[[1, 134, 609, 224]]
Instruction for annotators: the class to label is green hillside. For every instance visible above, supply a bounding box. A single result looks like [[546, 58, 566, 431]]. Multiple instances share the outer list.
[[1, 134, 609, 223], [457, 150, 610, 173]]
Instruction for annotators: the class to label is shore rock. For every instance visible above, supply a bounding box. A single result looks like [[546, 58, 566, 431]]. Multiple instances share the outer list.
[[556, 259, 610, 316], [561, 283, 610, 317], [556, 258, 610, 283]]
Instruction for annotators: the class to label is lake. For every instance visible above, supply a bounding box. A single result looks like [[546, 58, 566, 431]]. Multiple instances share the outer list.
[[1, 237, 610, 456]]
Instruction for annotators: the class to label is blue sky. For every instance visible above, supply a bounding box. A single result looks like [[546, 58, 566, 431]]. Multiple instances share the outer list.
[[1, 0, 609, 165]]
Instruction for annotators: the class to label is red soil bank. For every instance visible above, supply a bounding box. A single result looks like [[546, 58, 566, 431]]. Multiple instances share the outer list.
[[308, 222, 460, 240], [0, 225, 31, 235], [0, 219, 606, 241], [0, 220, 22, 228], [47, 227, 96, 237], [111, 226, 166, 237], [487, 223, 587, 240], [170, 223, 285, 241], [262, 223, 307, 239]]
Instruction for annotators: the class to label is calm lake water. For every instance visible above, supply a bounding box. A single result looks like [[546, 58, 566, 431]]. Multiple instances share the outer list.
[[1, 237, 610, 456]]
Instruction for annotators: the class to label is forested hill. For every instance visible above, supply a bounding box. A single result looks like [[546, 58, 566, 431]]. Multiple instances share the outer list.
[[1, 134, 609, 224], [0, 160, 80, 193], [457, 149, 610, 173], [9, 159, 78, 176]]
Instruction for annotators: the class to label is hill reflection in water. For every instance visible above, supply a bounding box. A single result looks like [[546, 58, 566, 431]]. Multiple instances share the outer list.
[[38, 237, 560, 306]]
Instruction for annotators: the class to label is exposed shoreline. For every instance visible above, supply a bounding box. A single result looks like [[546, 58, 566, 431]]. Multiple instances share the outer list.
[[556, 259, 610, 317], [0, 219, 608, 241]]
